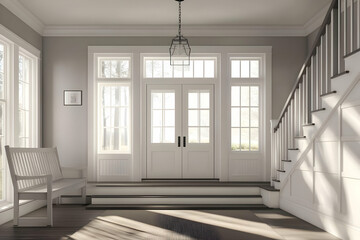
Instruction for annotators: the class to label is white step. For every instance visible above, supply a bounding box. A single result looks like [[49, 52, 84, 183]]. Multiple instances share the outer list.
[[91, 195, 263, 205], [87, 185, 261, 196]]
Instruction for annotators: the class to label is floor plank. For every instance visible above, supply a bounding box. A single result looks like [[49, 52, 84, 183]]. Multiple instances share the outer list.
[[0, 205, 339, 240]]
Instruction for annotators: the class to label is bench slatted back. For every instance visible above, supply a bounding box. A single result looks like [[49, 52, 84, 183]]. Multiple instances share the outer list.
[[5, 146, 63, 190]]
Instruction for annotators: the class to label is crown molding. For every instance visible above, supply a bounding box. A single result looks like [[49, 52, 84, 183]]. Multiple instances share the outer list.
[[303, 2, 330, 35], [43, 24, 309, 37], [0, 0, 44, 35], [1, 0, 328, 37]]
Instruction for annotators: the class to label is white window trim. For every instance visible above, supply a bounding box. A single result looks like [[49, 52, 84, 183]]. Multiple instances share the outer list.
[[88, 46, 271, 182], [0, 25, 40, 204]]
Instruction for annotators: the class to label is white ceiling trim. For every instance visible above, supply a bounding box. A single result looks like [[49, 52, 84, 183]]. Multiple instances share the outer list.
[[42, 24, 309, 37], [0, 0, 44, 34], [1, 0, 329, 37]]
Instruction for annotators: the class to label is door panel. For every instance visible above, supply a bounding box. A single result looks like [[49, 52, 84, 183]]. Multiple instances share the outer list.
[[182, 85, 214, 178], [146, 85, 182, 178]]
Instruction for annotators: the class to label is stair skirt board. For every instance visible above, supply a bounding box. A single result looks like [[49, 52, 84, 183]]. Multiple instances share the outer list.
[[91, 196, 263, 205], [86, 204, 269, 210]]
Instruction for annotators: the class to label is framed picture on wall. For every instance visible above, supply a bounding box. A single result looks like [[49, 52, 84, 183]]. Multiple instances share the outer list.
[[64, 90, 82, 106]]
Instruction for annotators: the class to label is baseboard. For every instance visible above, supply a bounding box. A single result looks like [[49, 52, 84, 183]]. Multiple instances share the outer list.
[[280, 197, 360, 240], [0, 200, 46, 226]]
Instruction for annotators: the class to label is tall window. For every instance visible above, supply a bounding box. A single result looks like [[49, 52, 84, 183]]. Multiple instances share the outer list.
[[0, 41, 6, 201], [231, 58, 262, 152], [97, 57, 131, 153], [18, 53, 33, 147], [0, 32, 40, 203]]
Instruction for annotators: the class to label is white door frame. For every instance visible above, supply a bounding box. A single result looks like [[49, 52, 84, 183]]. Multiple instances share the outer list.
[[88, 46, 271, 182]]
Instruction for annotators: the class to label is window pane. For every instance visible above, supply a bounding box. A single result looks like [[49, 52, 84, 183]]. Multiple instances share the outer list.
[[241, 86, 250, 106], [241, 108, 250, 127], [152, 127, 162, 143], [250, 86, 259, 106], [120, 87, 129, 106], [231, 108, 240, 127], [250, 60, 259, 78], [241, 60, 250, 78], [189, 127, 199, 143], [251, 128, 259, 151], [231, 86, 240, 106], [241, 128, 250, 151], [200, 127, 209, 143], [250, 108, 259, 127], [120, 60, 130, 78], [188, 110, 198, 126], [204, 60, 214, 78], [102, 60, 111, 78], [153, 60, 163, 78], [164, 93, 175, 109], [152, 110, 162, 127], [120, 128, 129, 150], [188, 92, 198, 108], [152, 92, 162, 109], [231, 128, 240, 151], [184, 61, 194, 78], [103, 108, 112, 127], [111, 60, 119, 78], [163, 127, 175, 143], [145, 60, 153, 78], [200, 110, 209, 126], [120, 108, 128, 127], [164, 110, 175, 127], [173, 63, 183, 78], [194, 60, 204, 78], [163, 60, 173, 78], [200, 92, 209, 109], [231, 60, 240, 78]]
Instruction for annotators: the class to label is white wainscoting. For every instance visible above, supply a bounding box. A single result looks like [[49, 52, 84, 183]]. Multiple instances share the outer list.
[[280, 82, 360, 240]]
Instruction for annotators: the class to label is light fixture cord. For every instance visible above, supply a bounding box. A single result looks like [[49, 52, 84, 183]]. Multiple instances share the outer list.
[[178, 1, 182, 37]]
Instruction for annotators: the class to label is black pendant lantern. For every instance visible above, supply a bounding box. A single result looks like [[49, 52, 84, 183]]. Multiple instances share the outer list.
[[169, 0, 191, 66]]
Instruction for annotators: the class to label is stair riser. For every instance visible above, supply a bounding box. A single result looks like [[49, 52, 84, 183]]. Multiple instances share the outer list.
[[331, 73, 354, 98], [91, 197, 263, 205], [87, 186, 261, 196], [288, 150, 300, 162], [284, 161, 294, 172], [345, 51, 360, 73], [303, 125, 317, 140], [295, 138, 310, 151], [273, 181, 281, 190], [311, 110, 329, 126]]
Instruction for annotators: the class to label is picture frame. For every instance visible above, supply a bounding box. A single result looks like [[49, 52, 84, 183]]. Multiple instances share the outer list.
[[64, 90, 82, 106]]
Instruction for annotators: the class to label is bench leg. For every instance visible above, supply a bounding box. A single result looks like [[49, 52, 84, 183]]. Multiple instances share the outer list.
[[81, 186, 86, 204], [47, 193, 53, 226], [13, 193, 19, 226]]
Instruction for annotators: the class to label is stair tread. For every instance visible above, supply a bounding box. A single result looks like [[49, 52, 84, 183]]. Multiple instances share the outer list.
[[311, 108, 326, 113], [288, 148, 299, 150], [303, 123, 315, 126], [281, 160, 292, 162], [93, 181, 271, 187], [272, 179, 280, 182], [91, 195, 262, 198], [86, 204, 269, 210], [331, 70, 350, 79], [320, 91, 337, 97]]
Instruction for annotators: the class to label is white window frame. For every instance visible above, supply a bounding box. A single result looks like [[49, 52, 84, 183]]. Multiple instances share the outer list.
[[88, 46, 271, 182], [0, 25, 40, 206]]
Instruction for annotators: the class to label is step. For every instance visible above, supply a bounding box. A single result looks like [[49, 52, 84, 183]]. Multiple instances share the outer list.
[[86, 204, 269, 210], [87, 182, 270, 196], [91, 195, 263, 205]]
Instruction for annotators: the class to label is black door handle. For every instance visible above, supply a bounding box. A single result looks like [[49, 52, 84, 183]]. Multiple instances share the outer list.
[[183, 136, 186, 147], [178, 136, 181, 147]]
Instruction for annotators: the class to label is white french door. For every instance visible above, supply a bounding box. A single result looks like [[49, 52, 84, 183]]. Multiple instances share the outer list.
[[146, 84, 214, 179]]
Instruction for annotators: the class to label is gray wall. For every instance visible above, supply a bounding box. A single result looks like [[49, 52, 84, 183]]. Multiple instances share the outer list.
[[0, 4, 42, 50], [307, 28, 321, 54], [42, 36, 308, 167]]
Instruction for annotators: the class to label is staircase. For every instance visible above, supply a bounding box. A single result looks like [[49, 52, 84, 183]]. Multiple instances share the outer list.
[[271, 0, 360, 190], [86, 181, 278, 209]]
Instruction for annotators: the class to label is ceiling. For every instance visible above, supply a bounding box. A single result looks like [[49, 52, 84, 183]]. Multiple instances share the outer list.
[[1, 0, 332, 36]]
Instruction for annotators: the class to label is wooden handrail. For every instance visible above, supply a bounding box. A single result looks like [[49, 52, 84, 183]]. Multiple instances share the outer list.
[[274, 0, 338, 131]]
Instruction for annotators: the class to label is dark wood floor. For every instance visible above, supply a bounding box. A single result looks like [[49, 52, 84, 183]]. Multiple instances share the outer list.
[[0, 205, 339, 240]]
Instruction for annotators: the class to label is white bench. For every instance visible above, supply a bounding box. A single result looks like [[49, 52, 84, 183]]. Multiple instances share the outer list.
[[5, 145, 87, 227]]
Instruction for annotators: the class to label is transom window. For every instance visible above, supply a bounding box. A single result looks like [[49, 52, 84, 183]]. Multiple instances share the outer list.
[[144, 58, 216, 78], [231, 59, 260, 78], [98, 57, 131, 79]]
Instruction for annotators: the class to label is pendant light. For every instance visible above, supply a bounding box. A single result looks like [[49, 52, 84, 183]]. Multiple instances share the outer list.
[[169, 0, 191, 66]]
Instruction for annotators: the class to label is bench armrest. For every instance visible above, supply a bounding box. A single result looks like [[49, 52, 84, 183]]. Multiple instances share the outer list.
[[16, 174, 52, 181], [15, 174, 53, 193]]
